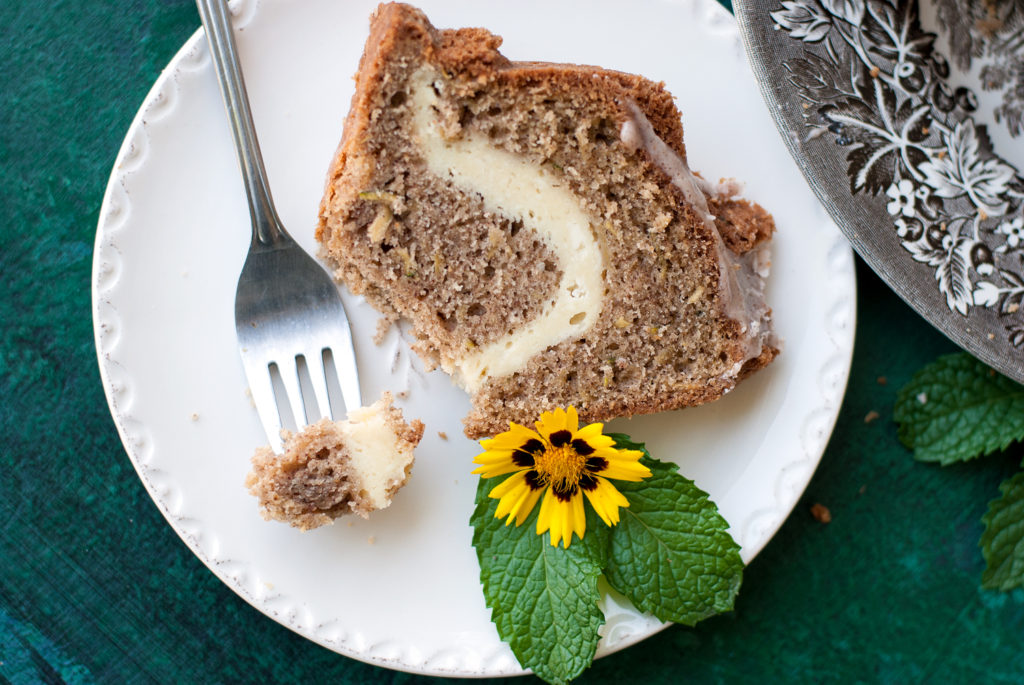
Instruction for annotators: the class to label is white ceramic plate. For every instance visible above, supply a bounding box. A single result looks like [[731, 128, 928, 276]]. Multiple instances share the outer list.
[[92, 0, 855, 676]]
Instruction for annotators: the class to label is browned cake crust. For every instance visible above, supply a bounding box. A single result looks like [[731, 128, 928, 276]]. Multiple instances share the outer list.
[[245, 394, 424, 530], [317, 3, 779, 439]]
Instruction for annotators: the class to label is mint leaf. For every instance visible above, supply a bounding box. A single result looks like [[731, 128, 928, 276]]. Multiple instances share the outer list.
[[578, 501, 612, 569], [981, 471, 1024, 591], [894, 353, 1024, 464], [471, 478, 604, 684], [605, 458, 743, 625]]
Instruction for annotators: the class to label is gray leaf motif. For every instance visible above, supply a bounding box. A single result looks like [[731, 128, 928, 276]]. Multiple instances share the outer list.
[[903, 232, 947, 268], [900, 227, 974, 314], [821, 0, 865, 26], [826, 76, 931, 195], [783, 52, 844, 102], [936, 237, 973, 315], [771, 0, 832, 42], [918, 119, 1016, 217], [932, 0, 981, 70]]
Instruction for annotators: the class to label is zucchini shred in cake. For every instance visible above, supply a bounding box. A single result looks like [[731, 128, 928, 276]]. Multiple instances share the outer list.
[[317, 3, 780, 439]]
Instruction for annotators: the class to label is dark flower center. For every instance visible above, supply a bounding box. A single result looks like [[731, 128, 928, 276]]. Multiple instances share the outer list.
[[549, 430, 572, 447], [512, 438, 544, 467], [519, 433, 604, 500]]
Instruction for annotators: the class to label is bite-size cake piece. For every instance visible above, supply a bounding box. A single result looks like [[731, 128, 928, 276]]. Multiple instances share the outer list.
[[245, 393, 423, 530], [317, 3, 779, 439]]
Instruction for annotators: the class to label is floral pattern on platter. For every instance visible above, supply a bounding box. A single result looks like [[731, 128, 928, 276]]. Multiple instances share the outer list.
[[770, 0, 1024, 344], [933, 0, 1024, 139]]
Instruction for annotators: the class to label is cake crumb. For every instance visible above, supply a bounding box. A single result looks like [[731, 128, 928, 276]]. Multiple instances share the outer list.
[[988, 333, 995, 340], [917, 392, 928, 404], [438, 431, 448, 440], [810, 503, 832, 523], [397, 390, 409, 400], [367, 535, 376, 545], [876, 376, 887, 386], [978, 16, 1003, 35], [374, 314, 400, 344], [1009, 303, 1020, 313], [864, 410, 880, 424], [190, 412, 199, 421]]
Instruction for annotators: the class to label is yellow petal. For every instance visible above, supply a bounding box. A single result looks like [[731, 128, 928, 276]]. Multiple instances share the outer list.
[[575, 421, 603, 437], [472, 461, 525, 479], [585, 486, 614, 526], [592, 447, 644, 461], [494, 474, 544, 526], [561, 497, 573, 548], [536, 488, 557, 538], [536, 406, 575, 438], [594, 451, 651, 481], [535, 414, 557, 438], [571, 492, 586, 541], [565, 406, 579, 432], [538, 491, 584, 548], [481, 423, 543, 451], [493, 491, 522, 519], [584, 477, 631, 526], [473, 450, 515, 465], [584, 435, 617, 451], [489, 470, 529, 500], [537, 490, 573, 547], [512, 485, 545, 526]]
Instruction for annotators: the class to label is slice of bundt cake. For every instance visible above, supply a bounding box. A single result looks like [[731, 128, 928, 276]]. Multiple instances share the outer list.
[[316, 3, 779, 439], [245, 393, 423, 530]]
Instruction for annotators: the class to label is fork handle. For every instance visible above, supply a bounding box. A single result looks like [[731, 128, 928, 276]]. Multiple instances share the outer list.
[[196, 0, 289, 248]]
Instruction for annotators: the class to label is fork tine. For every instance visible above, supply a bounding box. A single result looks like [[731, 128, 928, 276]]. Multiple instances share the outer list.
[[245, 359, 284, 454], [278, 356, 309, 430], [329, 336, 362, 413], [307, 348, 333, 421]]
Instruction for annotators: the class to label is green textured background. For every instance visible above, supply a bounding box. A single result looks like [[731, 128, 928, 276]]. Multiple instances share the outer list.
[[3, 0, 1023, 682]]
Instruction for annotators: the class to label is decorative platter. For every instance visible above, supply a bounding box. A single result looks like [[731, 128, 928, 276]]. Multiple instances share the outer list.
[[92, 0, 855, 676], [736, 0, 1024, 382]]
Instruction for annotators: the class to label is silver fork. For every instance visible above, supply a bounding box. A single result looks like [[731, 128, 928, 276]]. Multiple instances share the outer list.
[[197, 0, 361, 452]]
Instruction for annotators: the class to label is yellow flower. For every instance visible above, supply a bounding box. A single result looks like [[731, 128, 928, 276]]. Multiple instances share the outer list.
[[472, 407, 651, 548]]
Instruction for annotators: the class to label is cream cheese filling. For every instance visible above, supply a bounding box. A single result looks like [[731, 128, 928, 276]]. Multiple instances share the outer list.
[[339, 398, 412, 509], [409, 68, 604, 392]]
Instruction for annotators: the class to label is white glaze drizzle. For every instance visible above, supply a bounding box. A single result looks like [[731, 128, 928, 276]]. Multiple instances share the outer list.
[[619, 102, 777, 374]]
